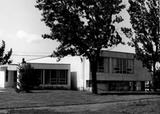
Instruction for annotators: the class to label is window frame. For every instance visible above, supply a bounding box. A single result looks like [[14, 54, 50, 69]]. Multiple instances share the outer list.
[[112, 58, 134, 74], [45, 69, 68, 85], [97, 57, 109, 73]]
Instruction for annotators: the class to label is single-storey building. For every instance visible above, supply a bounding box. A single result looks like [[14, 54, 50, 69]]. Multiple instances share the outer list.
[[0, 64, 17, 88], [0, 51, 152, 93], [0, 63, 70, 89]]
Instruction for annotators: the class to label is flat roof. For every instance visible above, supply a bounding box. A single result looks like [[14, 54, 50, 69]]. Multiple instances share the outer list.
[[101, 50, 135, 55], [29, 62, 70, 66], [0, 63, 70, 71], [0, 64, 18, 71]]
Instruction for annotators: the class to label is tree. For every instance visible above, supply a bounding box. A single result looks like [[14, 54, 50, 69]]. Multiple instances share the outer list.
[[122, 0, 160, 91], [0, 40, 12, 64], [36, 0, 125, 94], [17, 62, 40, 92]]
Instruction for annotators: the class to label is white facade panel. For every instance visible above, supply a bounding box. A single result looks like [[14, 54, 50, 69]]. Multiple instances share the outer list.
[[5, 71, 16, 88], [30, 63, 70, 70], [0, 71, 5, 88]]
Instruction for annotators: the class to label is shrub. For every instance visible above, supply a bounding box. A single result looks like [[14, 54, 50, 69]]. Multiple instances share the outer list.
[[17, 63, 40, 92]]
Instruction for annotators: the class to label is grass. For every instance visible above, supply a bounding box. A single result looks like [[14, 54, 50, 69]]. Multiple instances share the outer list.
[[5, 97, 160, 114], [0, 88, 160, 110]]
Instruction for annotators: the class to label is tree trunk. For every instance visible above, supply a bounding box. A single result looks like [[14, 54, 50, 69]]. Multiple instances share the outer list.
[[89, 50, 100, 94], [90, 60, 98, 94]]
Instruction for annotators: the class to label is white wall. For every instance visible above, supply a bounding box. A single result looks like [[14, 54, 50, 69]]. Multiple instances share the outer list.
[[5, 71, 15, 88], [0, 71, 5, 88], [55, 56, 90, 90]]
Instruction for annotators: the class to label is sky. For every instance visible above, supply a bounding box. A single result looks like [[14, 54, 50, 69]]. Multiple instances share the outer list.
[[0, 0, 134, 63]]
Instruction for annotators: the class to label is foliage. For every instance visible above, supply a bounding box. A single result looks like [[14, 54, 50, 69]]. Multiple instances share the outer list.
[[36, 0, 125, 94], [17, 63, 40, 92], [0, 40, 12, 64], [122, 0, 160, 91]]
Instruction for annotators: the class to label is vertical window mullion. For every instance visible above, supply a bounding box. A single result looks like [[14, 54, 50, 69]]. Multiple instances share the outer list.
[[49, 70, 51, 84]]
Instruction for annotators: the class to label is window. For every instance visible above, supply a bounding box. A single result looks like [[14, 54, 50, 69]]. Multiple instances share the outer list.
[[45, 70, 50, 84], [112, 58, 134, 74], [104, 58, 110, 73], [109, 81, 130, 91], [45, 69, 68, 85], [51, 70, 68, 85], [97, 57, 104, 72], [5, 70, 8, 82], [51, 70, 56, 84], [127, 59, 134, 74], [59, 70, 68, 84], [86, 80, 92, 87], [35, 69, 43, 84], [97, 57, 109, 73]]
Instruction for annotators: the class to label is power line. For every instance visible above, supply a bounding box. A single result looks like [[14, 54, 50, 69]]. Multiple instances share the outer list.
[[11, 52, 54, 63], [12, 54, 50, 57], [13, 52, 52, 54], [12, 51, 53, 56], [26, 55, 52, 62]]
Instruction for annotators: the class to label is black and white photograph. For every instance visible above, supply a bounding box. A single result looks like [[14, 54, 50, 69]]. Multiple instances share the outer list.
[[0, 0, 160, 113]]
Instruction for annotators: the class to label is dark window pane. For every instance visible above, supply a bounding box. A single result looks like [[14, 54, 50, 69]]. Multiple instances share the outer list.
[[50, 70, 68, 85], [97, 57, 104, 72], [112, 58, 134, 74], [45, 70, 50, 84], [35, 69, 43, 84]]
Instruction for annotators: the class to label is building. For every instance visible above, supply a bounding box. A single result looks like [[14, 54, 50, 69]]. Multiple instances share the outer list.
[[93, 51, 152, 93], [0, 51, 152, 93], [0, 64, 17, 88], [0, 63, 70, 89], [29, 56, 90, 91]]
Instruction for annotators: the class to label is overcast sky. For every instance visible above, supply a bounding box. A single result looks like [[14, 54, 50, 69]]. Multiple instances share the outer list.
[[0, 0, 134, 63]]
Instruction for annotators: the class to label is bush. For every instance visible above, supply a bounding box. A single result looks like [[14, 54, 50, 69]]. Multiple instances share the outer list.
[[16, 63, 40, 92]]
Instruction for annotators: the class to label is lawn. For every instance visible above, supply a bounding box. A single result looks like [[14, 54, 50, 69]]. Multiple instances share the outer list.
[[0, 89, 160, 113]]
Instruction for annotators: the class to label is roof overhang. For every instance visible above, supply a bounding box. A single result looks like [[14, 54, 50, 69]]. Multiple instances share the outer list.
[[0, 64, 18, 71]]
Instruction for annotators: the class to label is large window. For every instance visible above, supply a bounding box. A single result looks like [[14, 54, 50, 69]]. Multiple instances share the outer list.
[[97, 57, 109, 73], [112, 58, 134, 74], [45, 69, 51, 84], [35, 69, 43, 84], [45, 69, 68, 85], [97, 57, 104, 72]]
